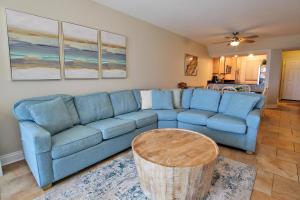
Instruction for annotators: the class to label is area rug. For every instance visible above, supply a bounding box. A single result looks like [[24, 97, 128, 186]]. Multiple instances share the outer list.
[[36, 152, 256, 200]]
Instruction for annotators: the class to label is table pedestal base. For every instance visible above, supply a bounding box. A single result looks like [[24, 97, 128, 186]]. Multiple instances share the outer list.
[[133, 152, 216, 200]]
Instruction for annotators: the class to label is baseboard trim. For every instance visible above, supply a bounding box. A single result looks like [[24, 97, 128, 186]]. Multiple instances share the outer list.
[[0, 151, 24, 166]]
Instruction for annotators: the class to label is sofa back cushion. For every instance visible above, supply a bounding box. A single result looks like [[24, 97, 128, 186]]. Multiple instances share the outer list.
[[152, 90, 174, 110], [28, 97, 73, 135], [190, 89, 221, 112], [110, 90, 138, 116], [223, 93, 260, 119], [13, 94, 80, 125], [132, 89, 141, 109], [219, 92, 265, 113], [181, 89, 194, 109], [74, 92, 113, 124]]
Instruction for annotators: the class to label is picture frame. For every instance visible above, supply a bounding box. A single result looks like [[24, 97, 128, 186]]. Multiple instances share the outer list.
[[6, 9, 61, 80], [100, 31, 127, 79], [184, 54, 198, 76], [62, 22, 99, 79]]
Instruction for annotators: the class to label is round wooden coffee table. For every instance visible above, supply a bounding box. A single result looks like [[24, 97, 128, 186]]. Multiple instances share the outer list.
[[132, 128, 219, 200]]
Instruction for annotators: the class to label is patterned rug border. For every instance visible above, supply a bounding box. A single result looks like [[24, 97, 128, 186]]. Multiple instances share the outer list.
[[36, 151, 256, 200]]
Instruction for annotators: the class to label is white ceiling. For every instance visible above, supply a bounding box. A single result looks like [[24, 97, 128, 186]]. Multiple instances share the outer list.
[[92, 0, 300, 45]]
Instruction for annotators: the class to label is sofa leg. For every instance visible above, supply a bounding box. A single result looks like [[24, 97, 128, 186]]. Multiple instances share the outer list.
[[42, 183, 52, 190], [246, 151, 254, 155]]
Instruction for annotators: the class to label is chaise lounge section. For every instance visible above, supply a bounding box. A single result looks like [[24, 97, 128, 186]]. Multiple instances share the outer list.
[[13, 88, 264, 188]]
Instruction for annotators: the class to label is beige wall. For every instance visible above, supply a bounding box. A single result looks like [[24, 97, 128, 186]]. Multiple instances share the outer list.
[[282, 50, 300, 59], [0, 0, 212, 156], [266, 50, 282, 106]]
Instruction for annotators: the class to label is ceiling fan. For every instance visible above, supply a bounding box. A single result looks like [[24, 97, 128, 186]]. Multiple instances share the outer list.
[[214, 32, 258, 47]]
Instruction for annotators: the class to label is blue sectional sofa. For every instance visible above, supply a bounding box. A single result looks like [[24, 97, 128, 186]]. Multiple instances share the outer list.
[[13, 89, 264, 188]]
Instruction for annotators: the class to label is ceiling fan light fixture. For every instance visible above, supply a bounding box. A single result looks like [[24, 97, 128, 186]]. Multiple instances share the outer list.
[[230, 40, 240, 47], [214, 32, 257, 47]]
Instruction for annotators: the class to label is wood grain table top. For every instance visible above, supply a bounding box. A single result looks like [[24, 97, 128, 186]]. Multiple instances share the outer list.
[[132, 128, 219, 167]]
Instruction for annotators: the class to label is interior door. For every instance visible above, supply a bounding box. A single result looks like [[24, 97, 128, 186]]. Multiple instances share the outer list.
[[282, 60, 300, 100]]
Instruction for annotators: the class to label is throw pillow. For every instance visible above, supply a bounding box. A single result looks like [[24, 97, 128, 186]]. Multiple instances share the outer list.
[[140, 90, 152, 109], [171, 89, 182, 109], [152, 90, 174, 110], [224, 93, 260, 119], [28, 97, 73, 135]]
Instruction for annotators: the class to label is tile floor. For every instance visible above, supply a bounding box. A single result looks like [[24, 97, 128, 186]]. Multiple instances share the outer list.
[[1, 101, 300, 200]]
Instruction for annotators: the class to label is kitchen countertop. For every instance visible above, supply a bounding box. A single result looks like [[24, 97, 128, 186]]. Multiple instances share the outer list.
[[207, 83, 265, 93]]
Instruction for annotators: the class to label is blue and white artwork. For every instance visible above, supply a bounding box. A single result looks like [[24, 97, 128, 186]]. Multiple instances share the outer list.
[[101, 31, 127, 78], [63, 22, 99, 79], [6, 9, 61, 80]]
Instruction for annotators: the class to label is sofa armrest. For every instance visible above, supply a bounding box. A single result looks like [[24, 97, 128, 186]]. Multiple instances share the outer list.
[[245, 109, 261, 152], [19, 121, 53, 187], [246, 109, 261, 129], [19, 121, 51, 153]]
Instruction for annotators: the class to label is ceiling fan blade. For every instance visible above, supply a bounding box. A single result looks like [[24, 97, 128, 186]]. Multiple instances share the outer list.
[[241, 35, 259, 39], [224, 36, 232, 39], [240, 39, 256, 43], [212, 41, 231, 44]]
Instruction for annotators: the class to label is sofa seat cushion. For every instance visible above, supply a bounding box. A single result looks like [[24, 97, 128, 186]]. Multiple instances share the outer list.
[[152, 109, 184, 121], [51, 125, 102, 159], [207, 114, 247, 134], [177, 109, 216, 125], [115, 111, 157, 128], [87, 118, 136, 140]]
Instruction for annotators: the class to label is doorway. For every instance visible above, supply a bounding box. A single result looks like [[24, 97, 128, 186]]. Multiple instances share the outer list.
[[281, 50, 300, 101]]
